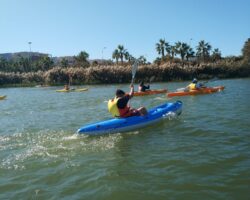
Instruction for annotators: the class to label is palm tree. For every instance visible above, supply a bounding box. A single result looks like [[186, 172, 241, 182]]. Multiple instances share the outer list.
[[175, 42, 189, 61], [138, 56, 147, 65], [211, 48, 222, 62], [117, 45, 127, 64], [165, 42, 171, 56], [156, 39, 170, 60], [170, 45, 177, 59], [124, 51, 134, 63], [186, 47, 195, 61], [74, 51, 90, 68], [196, 40, 212, 62], [112, 49, 119, 64]]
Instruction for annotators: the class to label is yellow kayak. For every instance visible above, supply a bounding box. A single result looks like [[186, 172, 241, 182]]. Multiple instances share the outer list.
[[0, 95, 7, 100], [56, 88, 88, 92]]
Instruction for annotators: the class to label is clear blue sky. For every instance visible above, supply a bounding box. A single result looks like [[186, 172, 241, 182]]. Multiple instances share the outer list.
[[1, 0, 249, 62]]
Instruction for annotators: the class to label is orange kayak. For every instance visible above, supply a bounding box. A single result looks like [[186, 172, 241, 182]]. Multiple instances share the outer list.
[[167, 86, 225, 97], [132, 89, 167, 96]]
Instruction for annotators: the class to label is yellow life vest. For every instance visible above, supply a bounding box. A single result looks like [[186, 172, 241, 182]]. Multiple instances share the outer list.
[[108, 97, 120, 117], [188, 83, 196, 90]]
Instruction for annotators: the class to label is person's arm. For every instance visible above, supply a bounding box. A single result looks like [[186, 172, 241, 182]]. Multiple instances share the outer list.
[[196, 83, 204, 89], [184, 83, 191, 91], [117, 95, 130, 108]]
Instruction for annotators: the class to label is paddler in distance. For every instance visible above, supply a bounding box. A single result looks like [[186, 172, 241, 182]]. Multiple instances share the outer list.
[[138, 80, 150, 92], [64, 84, 70, 91], [185, 78, 205, 91], [108, 84, 148, 118]]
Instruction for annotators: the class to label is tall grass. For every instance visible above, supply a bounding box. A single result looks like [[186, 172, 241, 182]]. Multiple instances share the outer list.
[[0, 61, 249, 86]]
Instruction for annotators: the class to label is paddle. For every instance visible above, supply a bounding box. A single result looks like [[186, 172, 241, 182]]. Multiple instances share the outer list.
[[128, 60, 138, 103], [176, 87, 186, 92], [131, 60, 138, 84], [66, 73, 73, 90], [149, 76, 155, 83], [201, 77, 218, 85]]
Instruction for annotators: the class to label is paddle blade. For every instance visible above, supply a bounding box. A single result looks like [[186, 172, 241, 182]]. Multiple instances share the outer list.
[[202, 77, 219, 84], [176, 87, 186, 92], [132, 61, 138, 79], [149, 76, 155, 83]]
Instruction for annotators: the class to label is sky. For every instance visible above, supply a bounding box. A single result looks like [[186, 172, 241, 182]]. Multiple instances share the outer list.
[[0, 0, 249, 62]]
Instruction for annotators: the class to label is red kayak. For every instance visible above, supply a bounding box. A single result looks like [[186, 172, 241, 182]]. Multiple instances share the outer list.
[[167, 86, 225, 97], [129, 89, 167, 96]]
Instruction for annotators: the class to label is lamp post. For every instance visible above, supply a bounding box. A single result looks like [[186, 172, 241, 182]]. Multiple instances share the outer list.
[[28, 42, 32, 61]]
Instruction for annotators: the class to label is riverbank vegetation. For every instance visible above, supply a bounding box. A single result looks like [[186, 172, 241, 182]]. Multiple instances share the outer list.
[[0, 38, 249, 86]]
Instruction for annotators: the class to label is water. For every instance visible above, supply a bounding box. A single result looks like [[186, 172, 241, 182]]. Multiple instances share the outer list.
[[0, 78, 250, 200]]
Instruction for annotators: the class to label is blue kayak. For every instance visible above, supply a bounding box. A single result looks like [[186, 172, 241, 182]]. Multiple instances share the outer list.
[[77, 101, 182, 135]]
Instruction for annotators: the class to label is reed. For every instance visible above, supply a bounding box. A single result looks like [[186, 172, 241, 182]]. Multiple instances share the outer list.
[[0, 61, 249, 86]]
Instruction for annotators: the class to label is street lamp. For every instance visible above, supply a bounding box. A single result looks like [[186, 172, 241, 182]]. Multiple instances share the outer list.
[[28, 42, 32, 61]]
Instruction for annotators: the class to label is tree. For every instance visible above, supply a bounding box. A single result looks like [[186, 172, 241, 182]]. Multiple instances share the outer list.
[[124, 51, 134, 63], [156, 39, 170, 60], [186, 47, 195, 61], [138, 56, 147, 65], [153, 57, 161, 65], [175, 42, 189, 61], [112, 49, 119, 64], [74, 51, 90, 68], [18, 56, 30, 72], [60, 58, 69, 68], [211, 48, 222, 62], [242, 38, 250, 63], [196, 40, 212, 62], [0, 58, 8, 71], [117, 45, 126, 64], [170, 45, 177, 59], [38, 56, 54, 71]]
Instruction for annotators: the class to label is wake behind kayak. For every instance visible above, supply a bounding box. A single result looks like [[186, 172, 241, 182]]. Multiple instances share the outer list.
[[77, 101, 182, 135]]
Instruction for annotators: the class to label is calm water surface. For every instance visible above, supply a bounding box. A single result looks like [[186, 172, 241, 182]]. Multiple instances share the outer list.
[[0, 78, 250, 200]]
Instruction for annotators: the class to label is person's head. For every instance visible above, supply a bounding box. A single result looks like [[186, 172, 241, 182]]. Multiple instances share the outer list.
[[116, 89, 125, 97], [192, 78, 198, 83]]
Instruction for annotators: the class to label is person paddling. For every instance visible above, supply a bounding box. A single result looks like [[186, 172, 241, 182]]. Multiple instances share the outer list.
[[64, 84, 70, 91], [108, 84, 148, 118], [185, 78, 205, 91]]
